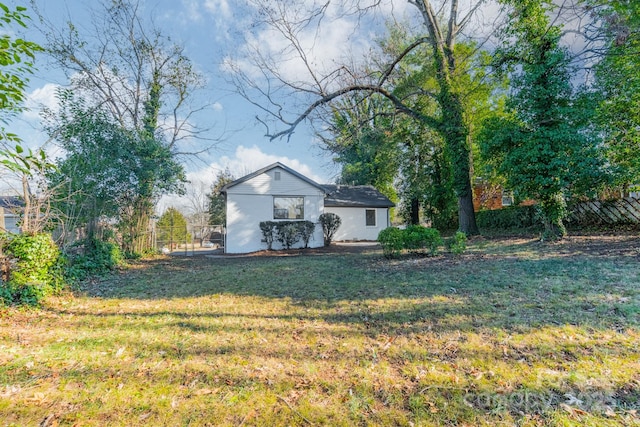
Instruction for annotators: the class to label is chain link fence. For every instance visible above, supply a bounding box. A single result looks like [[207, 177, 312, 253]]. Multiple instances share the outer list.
[[154, 224, 224, 255]]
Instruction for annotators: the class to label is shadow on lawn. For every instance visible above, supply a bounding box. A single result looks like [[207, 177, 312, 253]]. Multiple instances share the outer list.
[[68, 238, 640, 333]]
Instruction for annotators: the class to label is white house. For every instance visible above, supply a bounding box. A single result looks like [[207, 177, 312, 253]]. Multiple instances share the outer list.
[[221, 163, 394, 254], [0, 196, 22, 234]]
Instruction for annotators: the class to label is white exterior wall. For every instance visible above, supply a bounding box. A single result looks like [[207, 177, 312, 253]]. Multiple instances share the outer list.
[[225, 167, 325, 253], [324, 206, 389, 241]]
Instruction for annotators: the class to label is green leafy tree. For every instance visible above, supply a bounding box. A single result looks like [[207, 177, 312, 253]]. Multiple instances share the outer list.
[[156, 207, 189, 249], [321, 24, 496, 228], [208, 168, 235, 226], [480, 0, 606, 240], [45, 90, 184, 249], [592, 1, 640, 193]]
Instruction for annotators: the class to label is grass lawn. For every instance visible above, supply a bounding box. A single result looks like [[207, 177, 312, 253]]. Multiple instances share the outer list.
[[1, 234, 639, 426]]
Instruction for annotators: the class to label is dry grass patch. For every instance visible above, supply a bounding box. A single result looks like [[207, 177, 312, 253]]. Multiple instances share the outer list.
[[1, 235, 639, 426]]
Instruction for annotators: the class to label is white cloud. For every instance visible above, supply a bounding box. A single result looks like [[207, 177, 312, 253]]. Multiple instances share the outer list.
[[204, 0, 231, 18], [23, 83, 61, 120], [212, 102, 223, 111]]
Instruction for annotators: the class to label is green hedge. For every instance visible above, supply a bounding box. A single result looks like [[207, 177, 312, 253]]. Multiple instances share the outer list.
[[377, 226, 461, 259], [475, 205, 537, 229], [259, 220, 317, 250]]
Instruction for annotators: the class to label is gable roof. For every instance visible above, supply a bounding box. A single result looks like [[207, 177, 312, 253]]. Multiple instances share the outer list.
[[221, 162, 327, 193], [323, 185, 395, 208]]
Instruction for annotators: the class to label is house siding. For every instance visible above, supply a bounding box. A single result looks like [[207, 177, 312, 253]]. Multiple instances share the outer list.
[[225, 167, 325, 253], [324, 206, 389, 241]]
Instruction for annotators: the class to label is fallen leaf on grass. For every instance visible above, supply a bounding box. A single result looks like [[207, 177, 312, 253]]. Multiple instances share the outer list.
[[560, 403, 588, 418]]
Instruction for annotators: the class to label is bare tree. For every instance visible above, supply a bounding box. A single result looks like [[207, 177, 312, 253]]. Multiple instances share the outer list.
[[228, 0, 502, 234], [32, 0, 216, 153]]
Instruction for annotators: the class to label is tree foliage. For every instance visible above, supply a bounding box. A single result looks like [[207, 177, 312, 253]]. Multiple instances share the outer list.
[[591, 0, 640, 193], [45, 90, 185, 248], [0, 2, 41, 137], [480, 0, 606, 239], [208, 169, 235, 226], [156, 207, 189, 248]]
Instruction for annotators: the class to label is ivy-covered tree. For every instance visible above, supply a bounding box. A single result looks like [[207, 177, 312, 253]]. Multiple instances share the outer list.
[[37, 0, 207, 254], [45, 90, 185, 249], [480, 0, 606, 240]]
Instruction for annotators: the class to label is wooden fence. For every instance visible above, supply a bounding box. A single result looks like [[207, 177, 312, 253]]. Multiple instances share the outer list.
[[569, 196, 640, 225]]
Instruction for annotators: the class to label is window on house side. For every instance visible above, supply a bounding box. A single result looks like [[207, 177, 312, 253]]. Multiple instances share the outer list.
[[274, 197, 304, 219], [274, 171, 281, 181], [502, 191, 514, 207], [365, 209, 376, 226]]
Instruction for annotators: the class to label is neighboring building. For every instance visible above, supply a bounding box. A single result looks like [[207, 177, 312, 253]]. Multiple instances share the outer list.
[[0, 196, 22, 234], [221, 163, 394, 254], [473, 183, 535, 211]]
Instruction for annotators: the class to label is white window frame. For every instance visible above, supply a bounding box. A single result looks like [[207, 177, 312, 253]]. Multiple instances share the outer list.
[[273, 196, 304, 220], [502, 190, 514, 207]]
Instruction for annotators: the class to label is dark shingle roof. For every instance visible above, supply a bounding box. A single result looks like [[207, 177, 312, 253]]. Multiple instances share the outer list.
[[0, 196, 23, 209], [323, 185, 395, 208]]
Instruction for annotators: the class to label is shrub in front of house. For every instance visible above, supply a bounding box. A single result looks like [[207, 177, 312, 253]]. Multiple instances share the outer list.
[[259, 221, 278, 250], [0, 233, 66, 307], [377, 227, 405, 258], [319, 212, 341, 245], [298, 221, 316, 248], [275, 222, 302, 249], [259, 220, 316, 250]]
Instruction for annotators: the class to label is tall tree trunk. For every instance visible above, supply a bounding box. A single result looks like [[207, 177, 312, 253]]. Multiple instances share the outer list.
[[415, 0, 479, 235], [410, 197, 420, 225]]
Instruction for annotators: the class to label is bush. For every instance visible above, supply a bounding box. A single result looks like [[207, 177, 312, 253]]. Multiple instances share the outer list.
[[319, 213, 341, 245], [259, 220, 316, 250], [378, 226, 445, 259], [65, 238, 123, 282], [298, 221, 316, 248], [275, 222, 301, 249], [404, 225, 443, 256], [447, 231, 467, 255], [259, 221, 278, 250], [475, 205, 537, 230], [377, 227, 404, 258], [1, 233, 65, 307]]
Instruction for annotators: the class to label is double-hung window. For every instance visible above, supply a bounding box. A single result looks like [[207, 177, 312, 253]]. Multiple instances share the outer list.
[[365, 209, 376, 226], [273, 197, 304, 219]]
